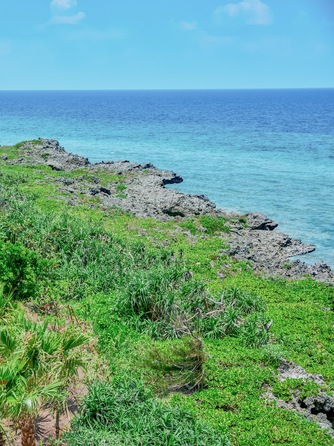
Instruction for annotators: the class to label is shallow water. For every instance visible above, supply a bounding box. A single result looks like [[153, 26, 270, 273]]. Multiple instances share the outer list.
[[0, 89, 333, 266]]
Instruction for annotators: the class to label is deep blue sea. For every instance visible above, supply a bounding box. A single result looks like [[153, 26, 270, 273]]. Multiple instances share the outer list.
[[0, 89, 333, 267]]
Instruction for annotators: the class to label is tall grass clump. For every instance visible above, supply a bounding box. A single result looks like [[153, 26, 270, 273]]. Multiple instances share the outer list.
[[64, 379, 230, 446], [145, 335, 207, 392], [194, 287, 270, 347]]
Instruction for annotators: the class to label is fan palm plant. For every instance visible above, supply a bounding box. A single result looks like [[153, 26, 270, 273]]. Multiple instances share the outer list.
[[0, 285, 89, 444], [51, 326, 89, 439], [0, 315, 62, 446], [0, 356, 61, 446]]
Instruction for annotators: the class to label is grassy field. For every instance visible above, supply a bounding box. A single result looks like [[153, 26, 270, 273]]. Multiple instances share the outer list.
[[0, 143, 333, 445]]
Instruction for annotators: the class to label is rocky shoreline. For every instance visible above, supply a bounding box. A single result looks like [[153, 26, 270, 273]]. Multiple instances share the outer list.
[[2, 138, 333, 284]]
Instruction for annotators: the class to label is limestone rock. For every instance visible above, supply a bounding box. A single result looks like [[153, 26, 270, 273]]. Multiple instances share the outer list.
[[246, 212, 278, 230], [19, 138, 89, 170]]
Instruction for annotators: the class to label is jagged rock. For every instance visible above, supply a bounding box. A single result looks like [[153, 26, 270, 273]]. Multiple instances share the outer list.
[[92, 160, 218, 219], [263, 361, 334, 437], [62, 178, 75, 186], [19, 138, 89, 170], [89, 187, 100, 196], [278, 360, 324, 385], [246, 212, 278, 230], [222, 226, 334, 283], [162, 175, 183, 185], [88, 186, 111, 196], [99, 186, 111, 195], [48, 162, 63, 171], [11, 139, 219, 220], [303, 393, 334, 415], [224, 228, 315, 266]]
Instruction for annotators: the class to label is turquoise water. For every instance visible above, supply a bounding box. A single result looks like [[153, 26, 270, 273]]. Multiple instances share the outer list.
[[0, 89, 333, 266]]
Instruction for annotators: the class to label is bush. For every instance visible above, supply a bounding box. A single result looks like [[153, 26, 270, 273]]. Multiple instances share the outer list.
[[0, 241, 50, 299]]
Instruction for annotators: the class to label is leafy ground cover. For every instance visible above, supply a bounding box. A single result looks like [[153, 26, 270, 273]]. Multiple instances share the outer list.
[[0, 143, 334, 445]]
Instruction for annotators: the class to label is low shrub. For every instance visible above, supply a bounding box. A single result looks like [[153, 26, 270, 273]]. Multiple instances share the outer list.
[[199, 215, 230, 234], [0, 241, 50, 299]]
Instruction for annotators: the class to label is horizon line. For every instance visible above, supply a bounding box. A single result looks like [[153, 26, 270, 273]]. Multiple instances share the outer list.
[[0, 87, 333, 92]]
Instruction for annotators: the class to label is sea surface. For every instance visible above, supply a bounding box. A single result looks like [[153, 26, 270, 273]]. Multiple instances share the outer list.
[[0, 89, 333, 267]]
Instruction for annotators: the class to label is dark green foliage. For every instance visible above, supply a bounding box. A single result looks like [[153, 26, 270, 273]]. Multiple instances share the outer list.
[[0, 182, 185, 302], [0, 241, 49, 299], [0, 172, 28, 189], [0, 298, 89, 445], [64, 380, 229, 446]]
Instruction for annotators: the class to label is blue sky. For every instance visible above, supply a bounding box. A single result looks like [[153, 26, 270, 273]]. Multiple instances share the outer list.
[[0, 0, 333, 89]]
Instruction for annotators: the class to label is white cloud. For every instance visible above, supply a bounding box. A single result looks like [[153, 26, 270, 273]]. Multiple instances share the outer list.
[[215, 0, 273, 25], [51, 0, 77, 10], [48, 0, 84, 26], [51, 12, 85, 25], [178, 21, 198, 31]]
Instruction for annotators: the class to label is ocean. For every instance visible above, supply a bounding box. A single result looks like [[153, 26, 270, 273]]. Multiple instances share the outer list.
[[0, 89, 333, 267]]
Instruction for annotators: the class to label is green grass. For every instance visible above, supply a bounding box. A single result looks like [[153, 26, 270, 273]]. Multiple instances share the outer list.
[[1, 143, 334, 445]]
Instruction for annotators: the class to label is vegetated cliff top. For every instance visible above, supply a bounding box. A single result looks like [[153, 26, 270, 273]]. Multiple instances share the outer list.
[[2, 138, 333, 284]]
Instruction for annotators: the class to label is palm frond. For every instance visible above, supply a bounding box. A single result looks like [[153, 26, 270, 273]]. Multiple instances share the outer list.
[[61, 331, 89, 352], [0, 328, 18, 356]]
